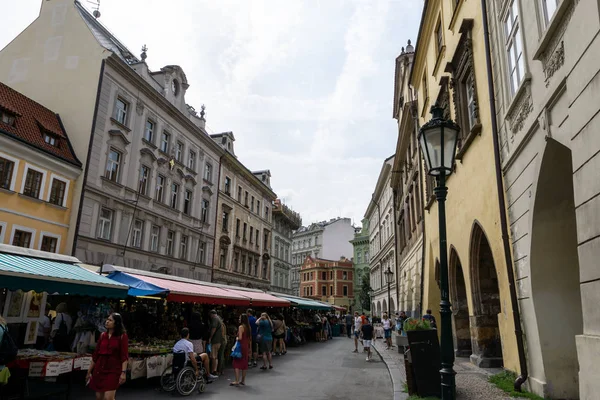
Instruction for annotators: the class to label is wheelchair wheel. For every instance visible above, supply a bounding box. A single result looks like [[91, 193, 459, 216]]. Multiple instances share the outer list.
[[160, 367, 176, 392], [176, 367, 197, 396], [197, 376, 206, 393]]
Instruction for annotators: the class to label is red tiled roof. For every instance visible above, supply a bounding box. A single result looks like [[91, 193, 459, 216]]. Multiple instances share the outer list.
[[0, 82, 81, 166]]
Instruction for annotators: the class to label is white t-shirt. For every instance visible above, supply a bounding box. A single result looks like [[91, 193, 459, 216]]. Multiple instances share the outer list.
[[354, 316, 362, 331], [173, 338, 194, 354], [52, 313, 73, 333], [382, 319, 391, 330]]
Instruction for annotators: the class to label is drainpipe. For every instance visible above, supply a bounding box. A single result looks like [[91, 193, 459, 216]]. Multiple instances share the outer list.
[[417, 134, 426, 319], [481, 0, 528, 390], [210, 154, 223, 283], [392, 189, 400, 314]]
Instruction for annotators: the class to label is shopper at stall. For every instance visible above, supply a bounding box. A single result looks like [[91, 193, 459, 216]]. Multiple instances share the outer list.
[[246, 309, 258, 367], [272, 314, 287, 355], [173, 328, 218, 382], [256, 312, 273, 370], [50, 303, 73, 352], [36, 303, 51, 350], [208, 310, 223, 375], [87, 313, 129, 400], [230, 314, 251, 386]]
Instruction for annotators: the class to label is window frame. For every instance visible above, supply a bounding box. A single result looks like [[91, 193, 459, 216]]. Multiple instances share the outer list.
[[180, 235, 188, 260], [204, 163, 212, 182], [47, 174, 69, 207], [166, 230, 175, 256], [197, 241, 206, 264], [143, 119, 155, 143], [131, 219, 143, 248], [114, 97, 129, 126], [21, 164, 46, 199], [540, 0, 558, 26], [183, 189, 192, 215], [138, 165, 150, 196], [11, 225, 36, 249], [155, 175, 165, 203], [105, 148, 122, 183], [170, 182, 179, 209], [97, 208, 113, 241], [175, 141, 184, 163], [160, 131, 170, 153], [0, 153, 18, 191], [224, 176, 231, 195], [222, 210, 229, 232], [188, 150, 196, 171], [150, 225, 160, 252], [201, 199, 210, 223], [504, 0, 525, 97]]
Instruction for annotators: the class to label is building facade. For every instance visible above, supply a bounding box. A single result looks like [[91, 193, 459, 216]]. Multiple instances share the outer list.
[[0, 1, 222, 280], [291, 217, 355, 296], [391, 41, 423, 318], [411, 0, 520, 373], [299, 255, 354, 309], [211, 140, 276, 290], [349, 219, 370, 314], [0, 82, 82, 254], [271, 199, 301, 294], [487, 0, 599, 397], [365, 156, 397, 317]]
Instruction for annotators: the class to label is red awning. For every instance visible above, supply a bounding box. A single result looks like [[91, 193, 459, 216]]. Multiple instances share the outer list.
[[332, 305, 346, 311], [128, 274, 250, 306], [223, 288, 290, 307]]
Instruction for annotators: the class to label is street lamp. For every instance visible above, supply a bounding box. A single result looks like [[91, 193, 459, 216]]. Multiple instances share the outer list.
[[418, 105, 460, 400], [368, 288, 375, 313], [384, 267, 393, 316]]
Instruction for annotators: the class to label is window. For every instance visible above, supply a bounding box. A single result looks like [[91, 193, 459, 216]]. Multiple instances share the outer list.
[[180, 235, 188, 260], [150, 225, 160, 252], [115, 98, 128, 125], [170, 182, 179, 209], [219, 247, 227, 269], [275, 243, 279, 258], [251, 196, 255, 212], [422, 73, 429, 102], [23, 168, 43, 198], [105, 148, 121, 182], [243, 223, 247, 240], [204, 163, 212, 182], [201, 199, 209, 222], [132, 219, 143, 248], [160, 131, 170, 153], [256, 230, 260, 246], [236, 218, 241, 237], [237, 186, 242, 202], [0, 110, 16, 126], [197, 241, 206, 264], [541, 0, 558, 25], [241, 255, 246, 273], [322, 286, 327, 296], [250, 227, 254, 243], [321, 271, 326, 280], [97, 208, 113, 240], [343, 286, 348, 296], [0, 157, 15, 190], [188, 150, 196, 170], [256, 200, 261, 215], [504, 1, 525, 96], [435, 20, 443, 54], [139, 165, 150, 196], [175, 142, 183, 162], [265, 206, 269, 221], [155, 175, 165, 202], [310, 286, 313, 296], [234, 252, 239, 272], [48, 178, 66, 206], [225, 177, 231, 195], [144, 120, 154, 142], [222, 211, 229, 232], [365, 251, 369, 263], [183, 190, 192, 215], [166, 230, 174, 256], [13, 230, 32, 248], [263, 231, 269, 249], [244, 191, 249, 206], [40, 235, 58, 253], [44, 132, 59, 147], [357, 252, 362, 264], [343, 271, 348, 280]]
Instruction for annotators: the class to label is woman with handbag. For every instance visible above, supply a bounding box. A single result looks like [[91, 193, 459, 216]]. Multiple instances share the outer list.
[[230, 314, 251, 387], [86, 313, 129, 400]]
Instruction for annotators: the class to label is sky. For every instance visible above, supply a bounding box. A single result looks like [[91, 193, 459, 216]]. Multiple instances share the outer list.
[[1, 0, 422, 226]]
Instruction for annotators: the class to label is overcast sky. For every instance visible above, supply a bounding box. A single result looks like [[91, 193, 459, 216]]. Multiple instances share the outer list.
[[2, 0, 421, 226]]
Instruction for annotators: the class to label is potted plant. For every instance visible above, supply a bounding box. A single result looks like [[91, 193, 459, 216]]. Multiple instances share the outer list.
[[403, 317, 441, 398]]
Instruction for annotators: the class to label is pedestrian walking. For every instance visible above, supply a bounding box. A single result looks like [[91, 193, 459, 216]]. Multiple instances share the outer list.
[[422, 309, 437, 329], [256, 313, 273, 370], [208, 310, 223, 375], [352, 312, 362, 353], [247, 309, 258, 367], [231, 314, 251, 387], [382, 313, 393, 349], [86, 313, 129, 400], [361, 318, 374, 361], [344, 313, 353, 338]]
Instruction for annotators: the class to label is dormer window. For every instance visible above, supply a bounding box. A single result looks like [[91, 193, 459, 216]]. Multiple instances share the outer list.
[[0, 110, 16, 127], [44, 132, 59, 147]]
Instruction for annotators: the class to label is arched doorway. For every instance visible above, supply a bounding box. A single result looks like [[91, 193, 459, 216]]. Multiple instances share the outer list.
[[449, 248, 472, 357], [469, 223, 502, 367], [529, 139, 582, 398]]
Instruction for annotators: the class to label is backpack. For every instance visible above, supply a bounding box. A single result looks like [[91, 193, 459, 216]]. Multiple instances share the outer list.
[[0, 325, 18, 365]]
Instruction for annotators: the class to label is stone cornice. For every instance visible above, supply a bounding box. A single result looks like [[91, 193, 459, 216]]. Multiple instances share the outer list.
[[222, 153, 276, 200]]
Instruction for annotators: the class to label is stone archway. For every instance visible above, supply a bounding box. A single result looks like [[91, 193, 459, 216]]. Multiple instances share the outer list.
[[449, 247, 472, 358], [529, 139, 582, 398], [469, 222, 502, 368]]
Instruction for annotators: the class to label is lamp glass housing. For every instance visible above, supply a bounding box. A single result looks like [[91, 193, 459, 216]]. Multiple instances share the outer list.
[[418, 106, 460, 177]]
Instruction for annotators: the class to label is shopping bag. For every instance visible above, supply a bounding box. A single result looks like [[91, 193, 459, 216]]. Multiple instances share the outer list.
[[230, 340, 242, 359]]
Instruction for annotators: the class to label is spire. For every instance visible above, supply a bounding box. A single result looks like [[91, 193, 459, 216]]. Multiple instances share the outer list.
[[406, 39, 414, 53], [200, 104, 206, 120], [140, 44, 148, 61]]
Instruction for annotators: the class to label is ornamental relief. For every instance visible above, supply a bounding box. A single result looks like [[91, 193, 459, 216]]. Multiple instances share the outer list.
[[507, 85, 533, 135], [544, 41, 565, 87]]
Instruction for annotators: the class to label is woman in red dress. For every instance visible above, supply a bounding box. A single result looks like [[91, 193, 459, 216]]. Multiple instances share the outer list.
[[230, 314, 251, 387], [86, 313, 129, 400]]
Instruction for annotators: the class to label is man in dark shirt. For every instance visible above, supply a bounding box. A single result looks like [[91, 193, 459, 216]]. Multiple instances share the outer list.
[[361, 318, 375, 361], [247, 309, 258, 367], [422, 309, 437, 329], [344, 313, 353, 338]]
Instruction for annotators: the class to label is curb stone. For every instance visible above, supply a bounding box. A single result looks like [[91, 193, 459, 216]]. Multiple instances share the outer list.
[[371, 341, 409, 400]]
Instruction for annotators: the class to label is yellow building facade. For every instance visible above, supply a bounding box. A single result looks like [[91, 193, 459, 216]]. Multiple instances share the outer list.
[[0, 82, 82, 254], [411, 1, 519, 372]]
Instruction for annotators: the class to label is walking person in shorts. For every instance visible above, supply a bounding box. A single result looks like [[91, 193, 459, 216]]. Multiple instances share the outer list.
[[361, 317, 375, 361], [352, 311, 362, 353]]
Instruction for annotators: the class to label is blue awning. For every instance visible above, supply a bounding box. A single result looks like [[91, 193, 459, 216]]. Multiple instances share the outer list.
[[271, 294, 332, 310], [106, 271, 169, 297], [0, 252, 128, 298]]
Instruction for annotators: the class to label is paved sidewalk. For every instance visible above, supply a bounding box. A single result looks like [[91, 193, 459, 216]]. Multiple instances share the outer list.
[[371, 338, 513, 399]]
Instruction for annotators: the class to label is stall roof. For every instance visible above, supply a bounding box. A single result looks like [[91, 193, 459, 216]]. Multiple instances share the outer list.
[[270, 293, 332, 310], [0, 251, 128, 298], [222, 288, 289, 307], [106, 271, 169, 297], [126, 273, 251, 306]]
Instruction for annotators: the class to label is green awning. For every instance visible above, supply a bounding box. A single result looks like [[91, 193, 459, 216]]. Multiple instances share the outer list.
[[272, 294, 332, 310], [0, 253, 128, 298]]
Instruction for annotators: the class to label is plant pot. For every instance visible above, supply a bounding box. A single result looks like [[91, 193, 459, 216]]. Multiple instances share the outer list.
[[406, 329, 441, 398]]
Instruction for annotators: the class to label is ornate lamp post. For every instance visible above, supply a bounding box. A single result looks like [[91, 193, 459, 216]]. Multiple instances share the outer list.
[[418, 105, 460, 400], [384, 267, 393, 316]]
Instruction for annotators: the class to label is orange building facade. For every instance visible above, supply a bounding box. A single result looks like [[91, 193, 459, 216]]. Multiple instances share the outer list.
[[300, 256, 354, 309]]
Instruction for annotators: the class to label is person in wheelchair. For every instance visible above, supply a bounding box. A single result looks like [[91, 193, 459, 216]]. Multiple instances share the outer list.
[[173, 328, 218, 382]]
